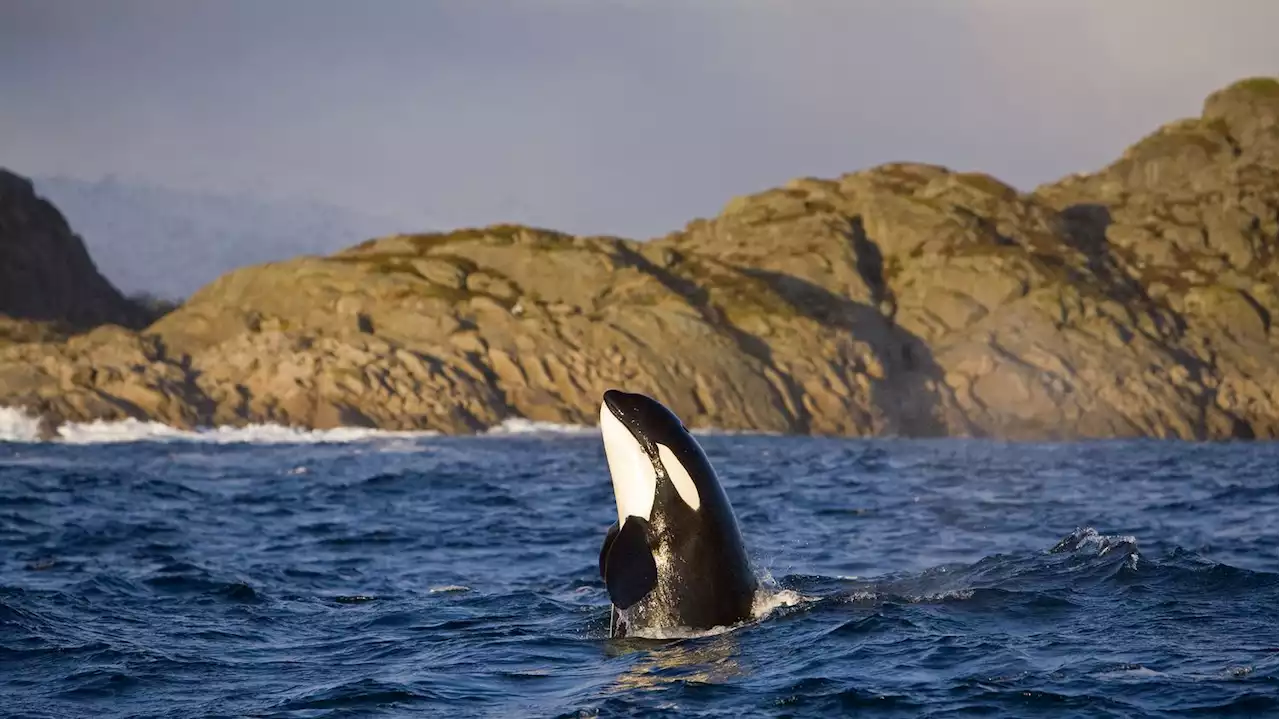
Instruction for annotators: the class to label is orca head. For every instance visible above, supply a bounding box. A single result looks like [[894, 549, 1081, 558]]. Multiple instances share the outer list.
[[599, 389, 709, 525]]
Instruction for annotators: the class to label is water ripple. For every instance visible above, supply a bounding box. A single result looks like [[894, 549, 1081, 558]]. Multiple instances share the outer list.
[[0, 436, 1273, 717]]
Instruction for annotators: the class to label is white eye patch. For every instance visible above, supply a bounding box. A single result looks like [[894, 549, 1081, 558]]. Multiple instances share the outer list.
[[657, 443, 701, 511]]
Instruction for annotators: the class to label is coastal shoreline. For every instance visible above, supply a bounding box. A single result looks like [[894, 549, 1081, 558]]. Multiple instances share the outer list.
[[2, 78, 1276, 442]]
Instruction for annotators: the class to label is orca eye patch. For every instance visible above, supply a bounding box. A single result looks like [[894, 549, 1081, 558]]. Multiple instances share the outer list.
[[656, 443, 701, 511]]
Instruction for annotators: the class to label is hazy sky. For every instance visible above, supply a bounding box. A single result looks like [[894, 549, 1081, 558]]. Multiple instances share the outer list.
[[3, 0, 1277, 240]]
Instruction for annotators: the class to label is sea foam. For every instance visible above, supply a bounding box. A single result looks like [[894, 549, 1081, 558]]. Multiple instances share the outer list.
[[480, 418, 779, 438], [0, 407, 44, 443], [0, 407, 435, 445], [483, 418, 597, 436], [1, 406, 776, 445]]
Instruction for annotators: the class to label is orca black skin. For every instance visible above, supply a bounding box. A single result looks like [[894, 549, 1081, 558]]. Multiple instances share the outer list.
[[597, 389, 757, 638]]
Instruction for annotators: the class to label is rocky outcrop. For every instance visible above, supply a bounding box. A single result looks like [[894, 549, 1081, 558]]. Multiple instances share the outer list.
[[1, 78, 1275, 440], [1028, 77, 1278, 438], [0, 325, 209, 433], [0, 170, 147, 329]]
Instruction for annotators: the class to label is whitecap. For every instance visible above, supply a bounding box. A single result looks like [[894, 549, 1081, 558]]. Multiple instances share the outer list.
[[4, 407, 792, 444], [0, 406, 44, 443], [483, 418, 597, 436], [1, 409, 437, 445], [1050, 527, 1139, 555], [61, 420, 435, 445]]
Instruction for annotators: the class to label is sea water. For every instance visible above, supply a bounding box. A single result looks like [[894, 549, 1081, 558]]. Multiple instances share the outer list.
[[1, 413, 1275, 717]]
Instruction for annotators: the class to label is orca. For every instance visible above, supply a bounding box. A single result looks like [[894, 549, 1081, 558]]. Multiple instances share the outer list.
[[597, 389, 758, 638]]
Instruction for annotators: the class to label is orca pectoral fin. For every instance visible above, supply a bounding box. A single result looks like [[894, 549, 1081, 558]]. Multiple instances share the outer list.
[[598, 521, 620, 581], [603, 516, 657, 610]]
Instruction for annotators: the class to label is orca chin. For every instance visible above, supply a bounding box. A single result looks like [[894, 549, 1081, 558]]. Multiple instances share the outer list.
[[596, 389, 758, 638], [599, 392, 657, 525]]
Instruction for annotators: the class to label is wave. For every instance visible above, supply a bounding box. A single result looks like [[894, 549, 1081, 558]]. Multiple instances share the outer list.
[[1048, 526, 1139, 557], [0, 407, 44, 442], [0, 407, 597, 443], [1, 405, 785, 445], [604, 528, 1180, 642], [55, 420, 436, 446], [428, 585, 471, 594], [480, 419, 780, 438], [0, 407, 435, 445], [482, 418, 597, 436]]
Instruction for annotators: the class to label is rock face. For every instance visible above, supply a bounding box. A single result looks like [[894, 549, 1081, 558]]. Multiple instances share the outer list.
[[0, 170, 146, 329], [1, 78, 1276, 440]]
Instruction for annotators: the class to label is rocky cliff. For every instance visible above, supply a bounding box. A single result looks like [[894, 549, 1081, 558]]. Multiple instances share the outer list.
[[0, 170, 148, 336], [1, 78, 1275, 439]]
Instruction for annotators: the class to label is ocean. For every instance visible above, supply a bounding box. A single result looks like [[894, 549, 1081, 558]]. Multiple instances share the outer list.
[[1, 412, 1276, 718]]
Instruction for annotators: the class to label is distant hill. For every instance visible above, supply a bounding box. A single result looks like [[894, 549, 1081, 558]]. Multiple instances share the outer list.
[[30, 176, 414, 299]]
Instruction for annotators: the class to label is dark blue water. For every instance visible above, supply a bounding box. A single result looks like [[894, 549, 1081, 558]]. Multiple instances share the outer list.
[[1, 432, 1276, 718]]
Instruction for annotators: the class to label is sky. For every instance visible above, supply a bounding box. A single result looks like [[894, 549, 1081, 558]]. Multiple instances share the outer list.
[[2, 0, 1277, 243]]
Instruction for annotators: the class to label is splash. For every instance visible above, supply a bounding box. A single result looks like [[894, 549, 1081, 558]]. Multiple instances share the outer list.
[[616, 571, 818, 641], [617, 589, 815, 641], [0, 407, 44, 442], [0, 408, 436, 445], [749, 568, 818, 618], [751, 586, 813, 618]]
